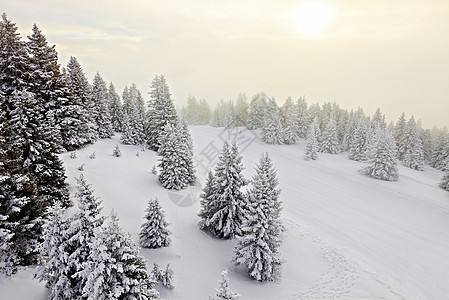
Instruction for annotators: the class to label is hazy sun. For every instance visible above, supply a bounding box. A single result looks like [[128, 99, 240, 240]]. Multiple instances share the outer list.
[[289, 1, 335, 35]]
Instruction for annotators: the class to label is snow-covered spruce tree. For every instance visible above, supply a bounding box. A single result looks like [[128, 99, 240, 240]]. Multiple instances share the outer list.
[[210, 270, 240, 300], [91, 72, 113, 138], [360, 131, 399, 181], [234, 153, 283, 281], [9, 89, 70, 210], [158, 121, 195, 190], [393, 112, 407, 160], [304, 119, 319, 160], [146, 75, 178, 151], [198, 141, 248, 239], [66, 56, 97, 143], [224, 100, 236, 129], [0, 14, 31, 107], [61, 174, 104, 299], [179, 118, 196, 185], [296, 96, 310, 138], [246, 92, 268, 130], [419, 129, 434, 164], [282, 97, 299, 144], [401, 116, 424, 171], [440, 163, 449, 191], [58, 67, 91, 150], [319, 112, 340, 154], [371, 108, 387, 130], [26, 24, 64, 150], [431, 133, 449, 171], [35, 202, 69, 297], [348, 119, 369, 161], [108, 82, 123, 132], [341, 110, 357, 152], [262, 98, 284, 144], [121, 103, 145, 145], [140, 198, 171, 248], [84, 211, 159, 300]]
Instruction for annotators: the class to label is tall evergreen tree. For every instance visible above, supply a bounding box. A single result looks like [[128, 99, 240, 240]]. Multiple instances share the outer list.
[[67, 56, 97, 143], [146, 75, 178, 150], [262, 98, 284, 144], [198, 141, 248, 239], [431, 133, 449, 171], [35, 202, 69, 297], [61, 174, 104, 299], [179, 118, 197, 185], [234, 153, 283, 281], [348, 120, 369, 161], [282, 97, 299, 144], [296, 96, 310, 138], [198, 170, 216, 230], [319, 113, 340, 154], [401, 116, 424, 171], [140, 198, 171, 248], [246, 92, 268, 130], [393, 112, 407, 160], [26, 23, 64, 149], [235, 92, 248, 126], [108, 82, 123, 132], [157, 123, 189, 190], [91, 72, 113, 138], [360, 131, 399, 181], [210, 270, 240, 300], [84, 211, 159, 300]]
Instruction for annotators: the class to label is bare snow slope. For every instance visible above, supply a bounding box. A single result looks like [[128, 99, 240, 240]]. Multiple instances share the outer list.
[[1, 126, 448, 300]]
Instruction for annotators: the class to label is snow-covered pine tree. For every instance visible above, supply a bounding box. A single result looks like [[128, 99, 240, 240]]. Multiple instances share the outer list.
[[121, 102, 145, 145], [91, 72, 113, 138], [58, 67, 91, 150], [246, 92, 268, 130], [419, 129, 434, 164], [304, 118, 319, 160], [66, 56, 97, 143], [262, 98, 284, 144], [198, 170, 217, 230], [401, 116, 424, 171], [61, 174, 104, 299], [282, 97, 299, 144], [296, 96, 310, 138], [393, 112, 407, 160], [84, 211, 159, 300], [108, 82, 123, 132], [210, 270, 240, 300], [152, 263, 162, 282], [157, 123, 190, 190], [26, 24, 65, 150], [199, 141, 248, 239], [234, 153, 283, 281], [440, 163, 449, 191], [224, 100, 236, 129], [35, 202, 69, 295], [371, 108, 387, 130], [341, 110, 356, 152], [179, 118, 197, 185], [0, 14, 31, 107], [319, 112, 340, 154], [431, 133, 449, 171], [146, 75, 178, 151], [348, 119, 369, 161], [360, 131, 399, 181], [140, 198, 171, 248]]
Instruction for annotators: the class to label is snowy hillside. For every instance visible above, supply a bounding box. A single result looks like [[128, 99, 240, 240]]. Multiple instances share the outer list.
[[1, 126, 448, 300]]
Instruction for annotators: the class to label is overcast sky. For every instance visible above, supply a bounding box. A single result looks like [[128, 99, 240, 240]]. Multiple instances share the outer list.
[[3, 0, 449, 128]]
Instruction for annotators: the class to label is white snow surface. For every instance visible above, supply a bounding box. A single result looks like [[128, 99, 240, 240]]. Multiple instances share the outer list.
[[1, 125, 448, 299]]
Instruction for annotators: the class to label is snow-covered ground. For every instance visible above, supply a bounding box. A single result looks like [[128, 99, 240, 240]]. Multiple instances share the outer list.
[[1, 126, 448, 299]]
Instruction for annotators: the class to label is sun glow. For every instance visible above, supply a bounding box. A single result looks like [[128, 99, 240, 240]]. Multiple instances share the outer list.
[[289, 1, 335, 35]]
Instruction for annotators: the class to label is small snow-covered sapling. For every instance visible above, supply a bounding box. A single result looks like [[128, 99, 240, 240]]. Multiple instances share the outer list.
[[78, 164, 85, 171], [89, 151, 96, 159], [70, 151, 77, 159], [113, 144, 121, 157]]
